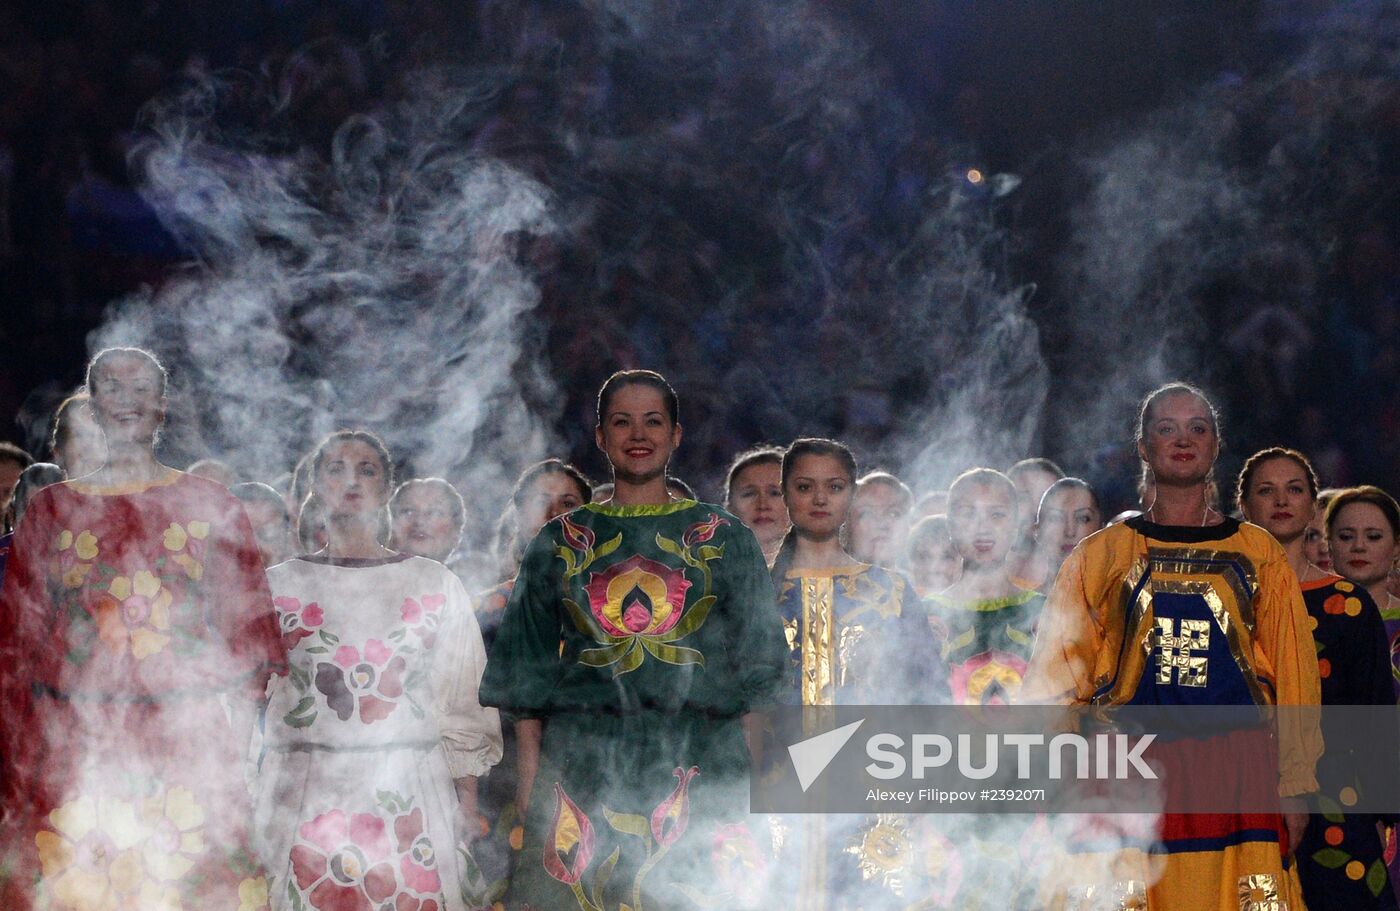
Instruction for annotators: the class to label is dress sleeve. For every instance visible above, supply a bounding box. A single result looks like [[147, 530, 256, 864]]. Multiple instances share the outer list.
[[1019, 545, 1106, 706], [893, 575, 946, 704], [0, 492, 54, 807], [479, 526, 564, 717], [430, 572, 503, 778], [1251, 545, 1323, 797], [208, 491, 286, 698], [713, 525, 786, 715]]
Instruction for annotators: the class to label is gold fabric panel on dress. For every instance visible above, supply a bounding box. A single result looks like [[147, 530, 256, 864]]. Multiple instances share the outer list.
[[1152, 617, 1210, 687], [800, 575, 836, 707], [1238, 873, 1287, 911], [1066, 880, 1148, 911]]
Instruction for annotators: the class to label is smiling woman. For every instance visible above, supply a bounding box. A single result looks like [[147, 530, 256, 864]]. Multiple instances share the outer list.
[[0, 346, 285, 911], [480, 370, 787, 911]]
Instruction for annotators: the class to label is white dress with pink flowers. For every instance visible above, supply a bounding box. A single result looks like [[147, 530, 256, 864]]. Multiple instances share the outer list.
[[254, 553, 503, 911]]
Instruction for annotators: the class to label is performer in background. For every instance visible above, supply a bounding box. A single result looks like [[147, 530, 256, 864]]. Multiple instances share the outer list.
[[723, 446, 789, 566], [256, 430, 502, 911], [478, 458, 592, 646], [1304, 488, 1340, 574], [906, 513, 961, 598], [768, 437, 937, 910], [0, 347, 284, 910], [47, 392, 106, 481], [481, 370, 786, 911], [1015, 477, 1103, 593], [389, 476, 467, 570], [1238, 448, 1397, 910], [928, 468, 1046, 707], [1022, 382, 1322, 911], [1327, 485, 1400, 687], [847, 470, 913, 569]]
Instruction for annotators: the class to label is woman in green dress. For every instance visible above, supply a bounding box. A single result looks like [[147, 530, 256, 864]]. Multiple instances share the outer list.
[[480, 370, 787, 911]]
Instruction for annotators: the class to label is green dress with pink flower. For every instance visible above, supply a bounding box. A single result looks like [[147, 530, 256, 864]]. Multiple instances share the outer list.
[[480, 500, 786, 911], [256, 553, 503, 911]]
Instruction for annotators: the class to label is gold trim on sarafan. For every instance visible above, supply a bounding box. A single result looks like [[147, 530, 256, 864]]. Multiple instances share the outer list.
[[800, 575, 837, 707], [1096, 546, 1266, 705]]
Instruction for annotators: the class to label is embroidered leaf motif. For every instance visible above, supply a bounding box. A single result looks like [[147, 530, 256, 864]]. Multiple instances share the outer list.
[[603, 810, 650, 841], [615, 641, 646, 676], [654, 534, 684, 558], [579, 641, 633, 668], [698, 544, 724, 563], [1006, 625, 1034, 647], [317, 629, 340, 646], [564, 598, 611, 640], [591, 846, 622, 909], [555, 546, 578, 575], [1369, 858, 1388, 897], [1311, 848, 1350, 869], [655, 595, 714, 643], [593, 534, 623, 562], [641, 639, 705, 668], [283, 696, 317, 728]]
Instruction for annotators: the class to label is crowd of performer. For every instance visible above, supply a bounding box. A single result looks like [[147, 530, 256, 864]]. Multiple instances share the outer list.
[[1, 349, 1399, 911]]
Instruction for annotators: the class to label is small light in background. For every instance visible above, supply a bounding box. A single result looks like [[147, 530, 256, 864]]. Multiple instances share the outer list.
[[966, 169, 984, 184]]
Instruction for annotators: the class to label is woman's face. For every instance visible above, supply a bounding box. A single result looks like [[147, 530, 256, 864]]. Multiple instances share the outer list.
[[391, 484, 461, 562], [518, 472, 586, 541], [55, 403, 107, 478], [948, 482, 1017, 569], [595, 384, 680, 486], [1302, 511, 1332, 572], [1240, 457, 1314, 545], [1329, 501, 1398, 588], [848, 482, 911, 566], [314, 440, 389, 521], [784, 453, 853, 541], [1035, 487, 1102, 562], [88, 355, 165, 449], [1138, 393, 1217, 487], [729, 461, 790, 550], [910, 529, 962, 594]]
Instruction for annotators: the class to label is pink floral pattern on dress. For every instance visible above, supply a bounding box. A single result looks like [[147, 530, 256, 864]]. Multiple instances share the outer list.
[[314, 639, 407, 723], [289, 802, 444, 911], [274, 596, 325, 649]]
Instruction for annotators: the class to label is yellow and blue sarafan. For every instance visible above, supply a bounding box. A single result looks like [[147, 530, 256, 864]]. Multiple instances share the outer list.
[[1108, 544, 1268, 707], [1023, 516, 1323, 911]]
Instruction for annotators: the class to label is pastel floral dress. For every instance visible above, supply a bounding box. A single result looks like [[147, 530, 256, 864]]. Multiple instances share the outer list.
[[255, 554, 503, 911], [0, 470, 284, 911], [480, 500, 787, 911]]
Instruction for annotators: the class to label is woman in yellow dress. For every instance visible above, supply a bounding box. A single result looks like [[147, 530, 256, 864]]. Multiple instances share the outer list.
[[1021, 382, 1322, 911]]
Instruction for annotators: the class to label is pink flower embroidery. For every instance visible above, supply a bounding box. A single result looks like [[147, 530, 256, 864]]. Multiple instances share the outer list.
[[289, 810, 397, 911], [584, 554, 692, 638], [543, 784, 595, 885], [393, 808, 442, 895], [681, 514, 728, 549], [314, 640, 406, 723], [274, 596, 324, 649], [558, 514, 596, 554], [650, 766, 699, 848]]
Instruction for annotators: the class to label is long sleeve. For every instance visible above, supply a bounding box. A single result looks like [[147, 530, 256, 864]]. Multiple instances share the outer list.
[[1251, 544, 1323, 796], [1019, 545, 1106, 706], [712, 525, 785, 716], [430, 572, 503, 778], [208, 490, 286, 697], [0, 491, 54, 808], [479, 526, 563, 717]]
